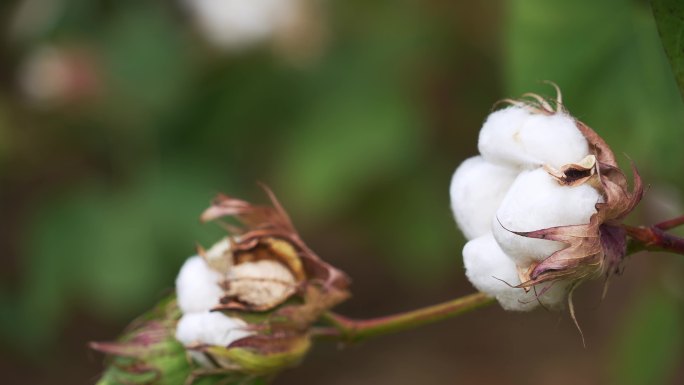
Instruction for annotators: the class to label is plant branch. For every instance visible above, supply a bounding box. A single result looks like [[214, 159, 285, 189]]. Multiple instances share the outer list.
[[623, 222, 684, 255], [654, 215, 684, 231], [312, 292, 494, 343]]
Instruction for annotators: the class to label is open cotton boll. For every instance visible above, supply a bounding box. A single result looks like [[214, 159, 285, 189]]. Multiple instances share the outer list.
[[175, 311, 252, 348], [450, 156, 518, 240], [176, 256, 225, 314], [493, 168, 601, 267], [463, 234, 569, 311], [479, 107, 590, 169]]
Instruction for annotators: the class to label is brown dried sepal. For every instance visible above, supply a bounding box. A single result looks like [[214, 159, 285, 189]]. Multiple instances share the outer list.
[[200, 185, 350, 315], [544, 155, 597, 187]]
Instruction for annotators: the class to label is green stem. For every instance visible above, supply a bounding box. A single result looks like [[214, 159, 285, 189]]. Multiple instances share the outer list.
[[312, 292, 494, 343]]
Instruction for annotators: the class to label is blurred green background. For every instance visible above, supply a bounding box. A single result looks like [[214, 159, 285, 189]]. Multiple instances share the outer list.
[[1, 0, 683, 384]]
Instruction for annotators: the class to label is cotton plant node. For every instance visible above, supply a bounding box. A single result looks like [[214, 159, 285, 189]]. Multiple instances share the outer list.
[[91, 186, 351, 384]]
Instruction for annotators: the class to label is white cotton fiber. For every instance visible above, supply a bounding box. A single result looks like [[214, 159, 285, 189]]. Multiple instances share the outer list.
[[478, 106, 537, 167], [176, 256, 225, 314], [175, 311, 253, 347], [495, 279, 570, 311], [463, 234, 569, 311], [463, 233, 522, 296], [492, 169, 601, 267], [518, 113, 590, 169], [450, 156, 518, 240], [479, 107, 589, 169]]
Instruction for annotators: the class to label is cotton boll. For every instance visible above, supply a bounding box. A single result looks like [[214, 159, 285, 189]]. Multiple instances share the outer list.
[[493, 168, 601, 266], [176, 256, 225, 314], [463, 234, 569, 311], [450, 156, 518, 240], [479, 107, 589, 169], [175, 311, 252, 347]]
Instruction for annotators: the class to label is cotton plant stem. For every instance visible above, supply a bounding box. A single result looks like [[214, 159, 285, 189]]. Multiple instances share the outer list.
[[623, 223, 684, 255], [312, 292, 495, 343], [654, 215, 684, 231]]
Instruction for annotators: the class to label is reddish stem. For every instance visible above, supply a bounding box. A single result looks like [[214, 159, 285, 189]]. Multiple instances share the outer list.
[[654, 215, 684, 231], [623, 223, 684, 255]]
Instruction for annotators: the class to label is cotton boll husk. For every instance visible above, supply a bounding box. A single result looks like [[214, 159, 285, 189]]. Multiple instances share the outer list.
[[450, 156, 518, 240], [176, 256, 225, 314], [479, 107, 589, 169], [175, 311, 252, 347], [493, 168, 601, 266], [463, 234, 569, 311], [228, 260, 297, 308]]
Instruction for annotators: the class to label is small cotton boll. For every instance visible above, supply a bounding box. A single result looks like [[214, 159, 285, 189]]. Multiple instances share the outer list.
[[176, 256, 224, 314], [228, 260, 297, 308], [175, 311, 252, 348], [479, 107, 589, 169], [493, 168, 601, 266], [450, 156, 518, 240], [463, 234, 569, 311]]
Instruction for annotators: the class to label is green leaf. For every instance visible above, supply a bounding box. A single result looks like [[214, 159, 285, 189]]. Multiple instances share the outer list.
[[652, 0, 684, 99]]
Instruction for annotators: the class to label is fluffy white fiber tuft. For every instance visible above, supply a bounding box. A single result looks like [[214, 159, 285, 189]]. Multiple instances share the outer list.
[[478, 107, 589, 169], [175, 311, 253, 347], [176, 256, 224, 314], [492, 168, 601, 266], [450, 156, 518, 240], [517, 113, 589, 169], [463, 233, 520, 296], [463, 234, 569, 311]]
